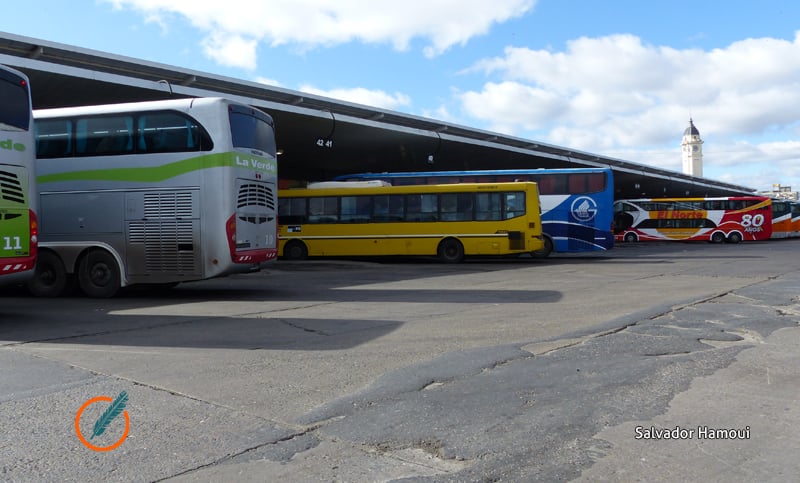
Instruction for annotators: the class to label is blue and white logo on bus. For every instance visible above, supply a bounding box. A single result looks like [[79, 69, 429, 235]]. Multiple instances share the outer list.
[[571, 196, 598, 222]]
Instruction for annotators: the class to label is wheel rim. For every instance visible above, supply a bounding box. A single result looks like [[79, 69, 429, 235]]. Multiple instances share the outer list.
[[90, 263, 112, 286], [40, 266, 57, 286], [286, 243, 305, 259], [439, 239, 463, 262]]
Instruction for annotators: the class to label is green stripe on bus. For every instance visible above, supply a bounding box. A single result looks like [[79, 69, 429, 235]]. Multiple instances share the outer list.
[[37, 152, 277, 184]]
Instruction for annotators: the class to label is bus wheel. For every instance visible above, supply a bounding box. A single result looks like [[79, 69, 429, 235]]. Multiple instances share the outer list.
[[437, 238, 464, 263], [624, 232, 638, 243], [283, 240, 308, 260], [727, 232, 743, 244], [710, 232, 726, 244], [532, 236, 553, 258], [78, 249, 121, 298], [27, 250, 70, 297]]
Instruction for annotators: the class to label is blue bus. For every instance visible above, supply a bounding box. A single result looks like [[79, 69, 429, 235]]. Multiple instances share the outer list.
[[334, 168, 614, 257]]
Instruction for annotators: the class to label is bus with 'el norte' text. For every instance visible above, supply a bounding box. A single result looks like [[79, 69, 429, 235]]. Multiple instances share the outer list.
[[334, 168, 614, 257], [278, 182, 544, 262], [613, 196, 772, 243], [0, 64, 38, 287], [31, 97, 278, 297]]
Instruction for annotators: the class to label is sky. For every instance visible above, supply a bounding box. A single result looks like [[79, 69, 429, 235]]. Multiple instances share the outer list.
[[3, 0, 800, 192]]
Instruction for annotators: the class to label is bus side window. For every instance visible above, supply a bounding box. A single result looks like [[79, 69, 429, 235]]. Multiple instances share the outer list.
[[476, 193, 502, 220], [587, 173, 605, 193], [308, 197, 339, 223], [278, 197, 307, 225], [35, 119, 72, 158], [405, 194, 438, 221], [373, 195, 404, 222], [568, 174, 586, 193], [440, 194, 457, 221], [140, 112, 206, 153], [538, 175, 555, 194], [550, 174, 568, 194], [456, 193, 474, 220], [440, 193, 473, 221], [81, 115, 133, 155], [504, 192, 526, 219], [341, 196, 371, 223]]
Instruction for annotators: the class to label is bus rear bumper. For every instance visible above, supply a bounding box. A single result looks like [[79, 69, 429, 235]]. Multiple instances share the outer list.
[[233, 248, 278, 264]]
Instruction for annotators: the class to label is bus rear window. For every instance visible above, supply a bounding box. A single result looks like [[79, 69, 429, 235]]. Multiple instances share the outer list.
[[0, 71, 30, 131], [229, 105, 276, 156]]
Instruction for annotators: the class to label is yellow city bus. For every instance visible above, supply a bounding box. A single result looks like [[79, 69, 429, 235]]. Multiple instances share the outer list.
[[278, 182, 544, 262]]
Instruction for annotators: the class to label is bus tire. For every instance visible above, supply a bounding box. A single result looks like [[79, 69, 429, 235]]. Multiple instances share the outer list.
[[283, 240, 308, 260], [437, 238, 464, 263], [710, 231, 726, 244], [78, 249, 121, 298], [532, 236, 553, 258], [727, 232, 743, 244], [27, 250, 70, 297], [624, 232, 638, 243]]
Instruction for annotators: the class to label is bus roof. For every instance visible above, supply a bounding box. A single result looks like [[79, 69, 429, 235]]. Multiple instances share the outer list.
[[280, 182, 538, 196], [32, 97, 235, 118], [617, 196, 769, 202], [307, 180, 391, 189], [336, 168, 611, 179]]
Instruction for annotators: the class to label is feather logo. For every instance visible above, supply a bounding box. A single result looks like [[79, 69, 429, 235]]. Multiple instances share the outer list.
[[91, 391, 128, 440], [75, 391, 131, 451]]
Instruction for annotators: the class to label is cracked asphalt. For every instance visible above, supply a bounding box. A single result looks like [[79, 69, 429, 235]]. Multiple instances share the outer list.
[[2, 240, 799, 481]]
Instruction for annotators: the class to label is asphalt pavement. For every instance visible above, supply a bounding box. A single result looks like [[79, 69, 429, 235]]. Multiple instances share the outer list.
[[1, 240, 799, 481]]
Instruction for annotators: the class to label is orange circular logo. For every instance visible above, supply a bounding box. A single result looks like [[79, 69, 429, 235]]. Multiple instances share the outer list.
[[75, 395, 130, 452]]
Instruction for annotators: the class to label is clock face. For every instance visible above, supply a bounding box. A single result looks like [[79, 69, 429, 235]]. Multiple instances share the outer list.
[[692, 145, 699, 152]]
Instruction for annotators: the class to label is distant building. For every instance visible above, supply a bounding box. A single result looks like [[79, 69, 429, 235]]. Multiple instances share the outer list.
[[760, 184, 799, 200], [681, 118, 703, 177]]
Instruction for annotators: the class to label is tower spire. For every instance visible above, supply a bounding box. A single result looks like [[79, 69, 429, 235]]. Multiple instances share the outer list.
[[681, 118, 703, 177]]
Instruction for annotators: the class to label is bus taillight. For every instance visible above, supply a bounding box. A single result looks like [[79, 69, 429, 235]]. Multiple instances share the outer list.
[[225, 214, 237, 259], [29, 209, 38, 258]]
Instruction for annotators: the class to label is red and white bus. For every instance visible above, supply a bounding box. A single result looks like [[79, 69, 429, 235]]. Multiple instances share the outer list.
[[613, 196, 772, 243]]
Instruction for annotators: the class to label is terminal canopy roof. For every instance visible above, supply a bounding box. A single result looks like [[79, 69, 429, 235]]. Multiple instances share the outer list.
[[0, 32, 755, 199]]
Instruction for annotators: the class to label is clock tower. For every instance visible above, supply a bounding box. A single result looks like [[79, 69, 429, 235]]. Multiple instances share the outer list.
[[681, 118, 703, 177]]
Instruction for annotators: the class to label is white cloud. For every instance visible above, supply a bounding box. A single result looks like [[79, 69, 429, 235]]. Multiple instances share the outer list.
[[201, 32, 258, 69], [298, 85, 411, 110], [102, 0, 535, 69], [255, 77, 282, 87], [458, 32, 800, 189]]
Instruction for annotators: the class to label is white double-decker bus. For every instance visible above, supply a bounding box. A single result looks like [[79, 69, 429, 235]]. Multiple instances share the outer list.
[[0, 64, 38, 287], [31, 97, 278, 297]]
